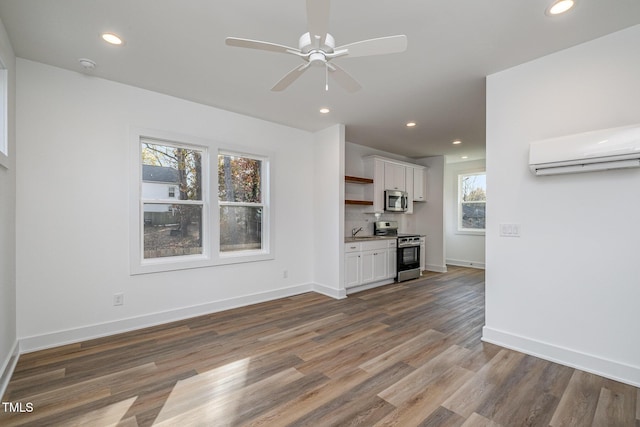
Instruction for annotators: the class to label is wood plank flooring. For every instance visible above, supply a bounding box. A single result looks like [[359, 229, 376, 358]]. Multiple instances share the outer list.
[[1, 266, 638, 426]]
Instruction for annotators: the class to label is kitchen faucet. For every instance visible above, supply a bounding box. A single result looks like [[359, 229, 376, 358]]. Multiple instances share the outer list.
[[351, 227, 363, 238]]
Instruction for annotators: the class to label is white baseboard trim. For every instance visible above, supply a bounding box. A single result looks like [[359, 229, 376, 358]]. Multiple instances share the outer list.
[[1, 340, 19, 399], [346, 278, 395, 295], [425, 264, 448, 273], [482, 326, 640, 388], [446, 259, 485, 269], [19, 283, 316, 353], [312, 283, 347, 299]]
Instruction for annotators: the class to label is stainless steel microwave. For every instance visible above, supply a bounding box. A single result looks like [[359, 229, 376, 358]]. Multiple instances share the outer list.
[[385, 190, 408, 212]]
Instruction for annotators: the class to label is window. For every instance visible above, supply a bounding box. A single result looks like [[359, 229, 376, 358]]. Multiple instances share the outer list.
[[458, 172, 486, 233], [130, 128, 273, 274], [218, 152, 267, 255], [140, 139, 206, 260], [0, 61, 8, 169]]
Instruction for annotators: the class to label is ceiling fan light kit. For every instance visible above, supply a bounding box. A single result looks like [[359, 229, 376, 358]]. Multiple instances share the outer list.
[[225, 0, 407, 92]]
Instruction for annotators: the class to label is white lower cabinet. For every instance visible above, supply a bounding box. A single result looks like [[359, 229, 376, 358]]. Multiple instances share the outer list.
[[345, 251, 361, 288], [360, 250, 377, 284], [362, 249, 387, 283], [344, 239, 397, 292]]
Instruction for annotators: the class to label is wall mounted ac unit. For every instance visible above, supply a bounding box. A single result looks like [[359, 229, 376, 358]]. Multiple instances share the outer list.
[[529, 124, 640, 176]]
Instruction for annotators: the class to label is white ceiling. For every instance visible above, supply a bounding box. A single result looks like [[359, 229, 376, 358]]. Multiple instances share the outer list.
[[1, 1, 639, 161]]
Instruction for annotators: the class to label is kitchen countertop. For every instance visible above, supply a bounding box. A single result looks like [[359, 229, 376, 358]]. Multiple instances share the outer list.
[[344, 236, 397, 243]]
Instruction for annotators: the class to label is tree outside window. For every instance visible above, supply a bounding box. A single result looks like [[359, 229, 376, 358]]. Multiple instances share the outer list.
[[131, 129, 273, 274], [141, 140, 205, 259], [458, 172, 486, 232], [218, 153, 265, 253]]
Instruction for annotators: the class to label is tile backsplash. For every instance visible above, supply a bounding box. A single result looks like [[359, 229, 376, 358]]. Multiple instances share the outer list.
[[345, 206, 409, 237]]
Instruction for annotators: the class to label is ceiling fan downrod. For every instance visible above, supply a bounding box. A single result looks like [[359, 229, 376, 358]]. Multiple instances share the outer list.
[[325, 63, 329, 91]]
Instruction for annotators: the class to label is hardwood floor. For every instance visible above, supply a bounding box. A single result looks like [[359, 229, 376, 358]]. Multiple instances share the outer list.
[[1, 266, 638, 426]]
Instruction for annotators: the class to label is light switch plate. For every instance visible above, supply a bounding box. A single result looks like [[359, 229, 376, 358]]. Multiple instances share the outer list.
[[499, 223, 521, 237]]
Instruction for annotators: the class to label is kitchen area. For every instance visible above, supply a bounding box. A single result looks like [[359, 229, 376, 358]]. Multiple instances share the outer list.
[[344, 142, 447, 294]]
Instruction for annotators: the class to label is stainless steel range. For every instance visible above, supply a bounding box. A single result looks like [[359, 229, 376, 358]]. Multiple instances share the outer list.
[[396, 234, 421, 282], [374, 221, 422, 282]]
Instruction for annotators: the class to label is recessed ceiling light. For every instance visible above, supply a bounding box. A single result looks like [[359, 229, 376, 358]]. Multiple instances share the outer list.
[[452, 140, 462, 145], [406, 122, 416, 127], [546, 0, 575, 16], [461, 156, 469, 159], [102, 32, 123, 45], [319, 108, 330, 114]]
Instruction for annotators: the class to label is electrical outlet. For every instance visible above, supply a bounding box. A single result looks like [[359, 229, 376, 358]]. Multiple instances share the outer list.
[[283, 270, 288, 279], [113, 293, 124, 306]]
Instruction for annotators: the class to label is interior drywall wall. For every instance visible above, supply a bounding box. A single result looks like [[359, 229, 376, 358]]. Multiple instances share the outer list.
[[15, 59, 317, 351], [484, 24, 640, 386], [0, 17, 17, 397], [444, 159, 486, 268], [415, 156, 446, 272], [312, 124, 345, 298]]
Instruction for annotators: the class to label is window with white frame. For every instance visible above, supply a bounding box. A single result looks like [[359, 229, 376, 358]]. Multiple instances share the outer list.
[[130, 129, 272, 274], [458, 172, 486, 233], [218, 152, 268, 255], [140, 138, 206, 260], [0, 62, 8, 169]]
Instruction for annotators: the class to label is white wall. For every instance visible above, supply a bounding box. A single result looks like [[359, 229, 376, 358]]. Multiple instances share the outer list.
[[484, 24, 640, 386], [416, 156, 446, 272], [445, 159, 486, 268], [15, 59, 321, 351], [313, 125, 346, 299], [0, 17, 17, 397]]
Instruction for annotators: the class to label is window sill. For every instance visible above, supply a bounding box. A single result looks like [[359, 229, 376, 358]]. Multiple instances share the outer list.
[[456, 229, 486, 236], [216, 250, 274, 265], [130, 250, 274, 275], [132, 254, 211, 275]]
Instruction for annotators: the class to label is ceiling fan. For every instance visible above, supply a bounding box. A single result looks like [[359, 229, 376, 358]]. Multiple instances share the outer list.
[[225, 0, 408, 92]]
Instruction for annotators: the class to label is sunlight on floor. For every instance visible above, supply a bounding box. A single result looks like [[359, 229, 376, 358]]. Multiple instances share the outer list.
[[153, 357, 252, 425], [63, 396, 137, 426]]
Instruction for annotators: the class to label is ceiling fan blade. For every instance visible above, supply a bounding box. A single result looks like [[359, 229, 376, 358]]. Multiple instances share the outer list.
[[306, 0, 330, 46], [327, 63, 362, 93], [336, 35, 408, 58], [271, 63, 311, 91], [225, 37, 300, 55]]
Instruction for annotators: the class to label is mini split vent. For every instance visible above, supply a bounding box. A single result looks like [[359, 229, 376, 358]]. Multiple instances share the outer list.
[[528, 124, 640, 176]]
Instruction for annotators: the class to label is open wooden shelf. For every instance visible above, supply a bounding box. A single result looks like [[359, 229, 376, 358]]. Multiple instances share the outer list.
[[345, 176, 374, 205], [345, 200, 374, 205], [345, 175, 374, 184]]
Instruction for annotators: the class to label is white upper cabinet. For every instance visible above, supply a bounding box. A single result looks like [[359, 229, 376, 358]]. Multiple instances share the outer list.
[[384, 162, 406, 191], [412, 167, 426, 202], [363, 155, 427, 214], [405, 166, 414, 214]]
